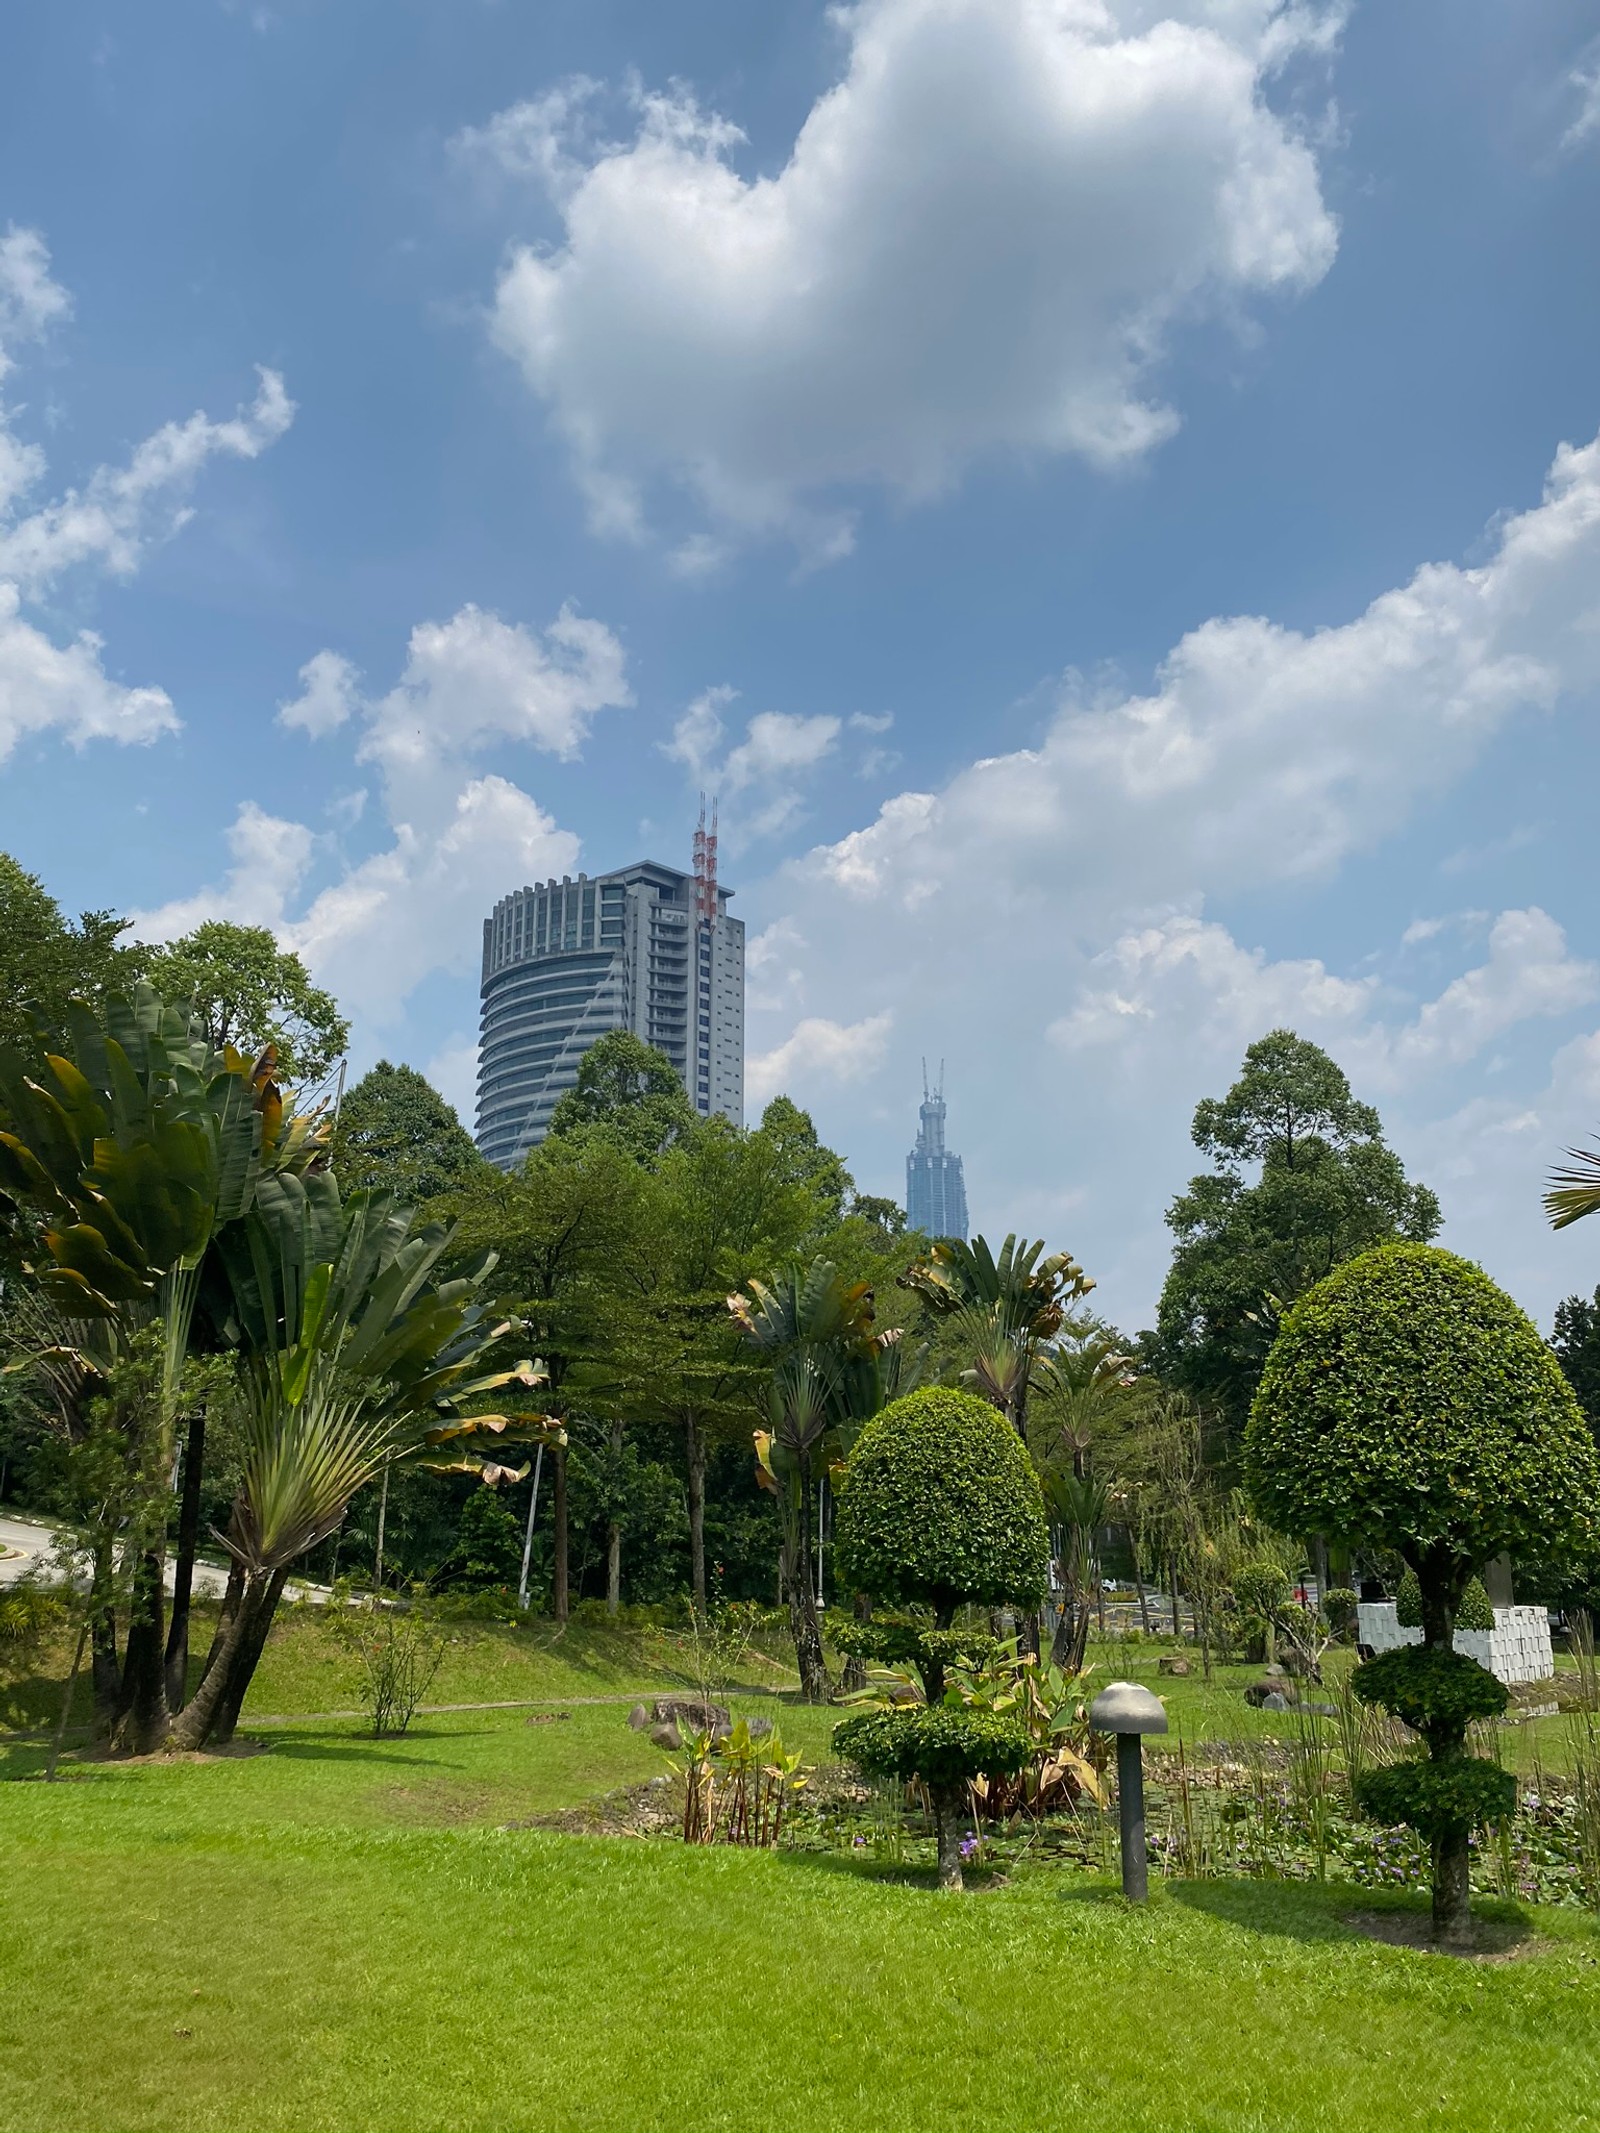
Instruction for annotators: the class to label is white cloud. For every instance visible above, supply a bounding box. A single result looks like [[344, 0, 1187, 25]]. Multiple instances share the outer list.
[[279, 648, 362, 738], [425, 1037, 481, 1126], [743, 426, 1600, 1327], [747, 1012, 893, 1110], [0, 367, 293, 593], [0, 226, 72, 355], [357, 601, 630, 799], [0, 582, 177, 764], [664, 687, 843, 844], [1561, 38, 1600, 152], [478, 0, 1340, 551], [130, 801, 315, 942]]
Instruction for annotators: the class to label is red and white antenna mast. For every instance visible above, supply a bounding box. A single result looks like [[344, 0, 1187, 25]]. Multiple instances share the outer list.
[[693, 792, 719, 930]]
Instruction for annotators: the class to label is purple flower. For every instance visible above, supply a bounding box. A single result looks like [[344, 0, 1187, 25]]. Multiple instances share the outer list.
[[959, 1834, 979, 1860]]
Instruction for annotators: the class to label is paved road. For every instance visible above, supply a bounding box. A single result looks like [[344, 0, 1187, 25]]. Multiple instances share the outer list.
[[0, 1512, 328, 1603]]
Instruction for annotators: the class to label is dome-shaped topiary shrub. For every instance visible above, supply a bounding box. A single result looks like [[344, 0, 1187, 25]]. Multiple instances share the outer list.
[[830, 1387, 1048, 1889], [832, 1385, 1050, 1624], [1246, 1242, 1600, 1946]]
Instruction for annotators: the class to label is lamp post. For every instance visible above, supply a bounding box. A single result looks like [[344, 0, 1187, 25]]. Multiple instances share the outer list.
[[1088, 1680, 1168, 1902]]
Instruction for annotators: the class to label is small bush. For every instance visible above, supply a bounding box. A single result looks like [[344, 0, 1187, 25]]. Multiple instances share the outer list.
[[1356, 1757, 1515, 1840], [1323, 1587, 1359, 1634], [329, 1592, 447, 1737], [1457, 1575, 1495, 1632], [834, 1705, 1030, 1790], [1353, 1645, 1508, 1734], [0, 1579, 67, 1652], [1396, 1568, 1423, 1628]]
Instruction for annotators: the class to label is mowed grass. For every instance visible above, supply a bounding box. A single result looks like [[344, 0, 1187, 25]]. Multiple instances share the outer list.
[[2, 1703, 1600, 2132]]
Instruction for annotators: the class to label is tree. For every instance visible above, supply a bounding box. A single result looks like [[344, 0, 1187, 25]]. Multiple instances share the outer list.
[[1148, 1031, 1441, 1447], [729, 1258, 911, 1700], [141, 922, 348, 1084], [1553, 1287, 1600, 1441], [334, 1062, 485, 1202], [0, 853, 134, 1062], [832, 1386, 1049, 1888], [756, 1096, 854, 1223], [546, 1030, 697, 1163], [1247, 1242, 1600, 1945]]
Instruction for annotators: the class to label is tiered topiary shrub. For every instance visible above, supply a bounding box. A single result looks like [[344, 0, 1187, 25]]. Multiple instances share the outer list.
[[1247, 1242, 1600, 1945], [831, 1386, 1050, 1889]]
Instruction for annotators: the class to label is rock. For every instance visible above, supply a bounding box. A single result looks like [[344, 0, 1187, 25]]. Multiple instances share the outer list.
[[1303, 1701, 1338, 1717], [650, 1696, 730, 1737], [1244, 1677, 1300, 1708], [1157, 1656, 1192, 1677], [649, 1721, 684, 1751], [626, 1702, 651, 1732]]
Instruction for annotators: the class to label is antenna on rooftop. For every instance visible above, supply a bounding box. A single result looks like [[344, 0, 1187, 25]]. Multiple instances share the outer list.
[[693, 792, 720, 931]]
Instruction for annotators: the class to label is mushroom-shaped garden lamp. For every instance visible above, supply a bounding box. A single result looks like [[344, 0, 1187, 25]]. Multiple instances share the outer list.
[[1088, 1680, 1168, 1902]]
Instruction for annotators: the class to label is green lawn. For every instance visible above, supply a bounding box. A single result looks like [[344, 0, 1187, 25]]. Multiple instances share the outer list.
[[2, 1691, 1599, 2132]]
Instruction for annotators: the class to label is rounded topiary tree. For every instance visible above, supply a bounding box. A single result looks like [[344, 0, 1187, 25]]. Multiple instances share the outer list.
[[1247, 1242, 1600, 1944], [831, 1386, 1050, 1889]]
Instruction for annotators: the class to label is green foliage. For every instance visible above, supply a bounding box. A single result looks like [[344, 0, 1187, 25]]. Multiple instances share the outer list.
[[1552, 1286, 1600, 1440], [326, 1590, 447, 1736], [833, 1386, 1050, 1619], [1396, 1567, 1423, 1628], [1355, 1757, 1516, 1841], [755, 1096, 854, 1224], [141, 921, 348, 1083], [1457, 1575, 1495, 1632], [1322, 1586, 1358, 1633], [1352, 1646, 1509, 1734], [1233, 1558, 1292, 1619], [443, 1485, 524, 1591], [832, 1703, 1030, 1789], [1247, 1244, 1600, 1573], [831, 1617, 998, 1676], [0, 853, 134, 1063], [547, 1030, 697, 1164], [0, 1578, 68, 1651], [1148, 1031, 1441, 1442], [334, 1062, 484, 1202]]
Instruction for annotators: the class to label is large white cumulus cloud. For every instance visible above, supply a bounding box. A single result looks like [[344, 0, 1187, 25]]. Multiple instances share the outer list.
[[478, 0, 1341, 552]]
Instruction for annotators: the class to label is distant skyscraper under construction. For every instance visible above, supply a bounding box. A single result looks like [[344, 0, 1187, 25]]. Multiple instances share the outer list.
[[906, 1063, 968, 1240], [475, 805, 744, 1169]]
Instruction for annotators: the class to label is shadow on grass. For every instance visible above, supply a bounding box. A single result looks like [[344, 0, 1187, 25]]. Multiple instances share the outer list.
[[1166, 1877, 1541, 1956], [251, 1737, 454, 1769]]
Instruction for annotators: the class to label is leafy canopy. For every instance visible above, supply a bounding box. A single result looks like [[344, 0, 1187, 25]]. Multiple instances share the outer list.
[[1247, 1243, 1600, 1580], [1553, 1286, 1600, 1443], [141, 922, 349, 1084], [833, 1385, 1049, 1621], [335, 1062, 484, 1203], [546, 1029, 697, 1164], [1148, 1031, 1441, 1440], [0, 851, 134, 1058]]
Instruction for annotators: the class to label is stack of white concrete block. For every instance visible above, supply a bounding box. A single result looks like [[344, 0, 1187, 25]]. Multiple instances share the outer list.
[[1355, 1602, 1553, 1685]]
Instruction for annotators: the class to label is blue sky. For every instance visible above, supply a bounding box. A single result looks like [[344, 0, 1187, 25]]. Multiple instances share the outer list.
[[3, 0, 1600, 1332]]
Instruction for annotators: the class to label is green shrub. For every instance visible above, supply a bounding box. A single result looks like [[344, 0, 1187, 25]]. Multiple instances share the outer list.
[[832, 1618, 997, 1677], [833, 1705, 1030, 1791], [832, 1387, 1049, 1621], [1395, 1568, 1423, 1628], [1352, 1645, 1508, 1735], [1456, 1576, 1495, 1632], [1233, 1560, 1291, 1619], [1355, 1758, 1515, 1840], [1322, 1587, 1358, 1633]]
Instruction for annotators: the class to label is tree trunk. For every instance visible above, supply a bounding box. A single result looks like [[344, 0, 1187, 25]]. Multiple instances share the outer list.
[[210, 1567, 289, 1745], [169, 1574, 262, 1750], [195, 1557, 246, 1700], [1134, 1551, 1152, 1637], [606, 1418, 623, 1617], [111, 1549, 169, 1754], [786, 1480, 828, 1703], [1432, 1828, 1473, 1945], [552, 1444, 569, 1624], [373, 1467, 389, 1590], [843, 1591, 870, 1694], [933, 1788, 965, 1891], [164, 1403, 207, 1712], [90, 1537, 120, 1735], [686, 1410, 706, 1609]]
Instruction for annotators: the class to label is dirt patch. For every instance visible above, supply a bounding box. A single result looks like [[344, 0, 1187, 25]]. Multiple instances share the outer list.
[[1343, 1909, 1548, 1962], [516, 1776, 682, 1838], [525, 1711, 571, 1726]]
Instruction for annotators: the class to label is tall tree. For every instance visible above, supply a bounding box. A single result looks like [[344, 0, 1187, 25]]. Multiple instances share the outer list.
[[141, 922, 348, 1084], [757, 1095, 855, 1223], [546, 1030, 697, 1163], [1553, 1287, 1600, 1443], [0, 852, 134, 1059], [334, 1062, 485, 1202], [1147, 1030, 1440, 1446]]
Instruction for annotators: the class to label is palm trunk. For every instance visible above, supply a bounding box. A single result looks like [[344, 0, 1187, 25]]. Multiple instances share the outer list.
[[210, 1567, 288, 1744], [787, 1470, 828, 1702], [90, 1537, 120, 1734], [164, 1404, 207, 1711], [194, 1557, 246, 1699], [169, 1574, 260, 1750], [552, 1444, 569, 1624], [112, 1548, 169, 1754], [686, 1411, 706, 1608], [842, 1592, 870, 1694]]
